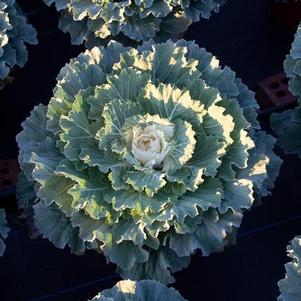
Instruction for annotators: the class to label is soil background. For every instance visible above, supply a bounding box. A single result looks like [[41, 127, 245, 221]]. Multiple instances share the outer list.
[[0, 1, 300, 300]]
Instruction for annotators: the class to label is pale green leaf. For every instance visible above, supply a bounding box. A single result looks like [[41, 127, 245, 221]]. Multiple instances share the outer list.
[[220, 179, 254, 213], [34, 202, 85, 254], [169, 209, 242, 256], [60, 93, 100, 161], [118, 246, 190, 285], [123, 170, 167, 197], [143, 83, 205, 128], [278, 236, 301, 301], [174, 178, 223, 222], [90, 279, 187, 301], [103, 240, 148, 270]]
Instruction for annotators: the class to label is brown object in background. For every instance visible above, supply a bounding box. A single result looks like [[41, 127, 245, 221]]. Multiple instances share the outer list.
[[0, 159, 19, 191], [271, 0, 301, 30], [256, 72, 297, 109]]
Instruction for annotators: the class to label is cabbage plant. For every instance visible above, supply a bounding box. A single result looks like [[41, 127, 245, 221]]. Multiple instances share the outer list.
[[271, 22, 301, 158], [90, 279, 186, 300], [0, 0, 37, 88], [43, 0, 227, 46], [278, 236, 301, 301], [17, 39, 281, 284], [0, 209, 9, 256]]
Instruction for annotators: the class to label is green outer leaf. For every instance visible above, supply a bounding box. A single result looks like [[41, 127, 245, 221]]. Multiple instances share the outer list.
[[239, 131, 282, 199], [174, 178, 223, 222], [37, 175, 75, 217], [185, 0, 227, 21], [60, 91, 100, 161], [271, 107, 301, 158], [70, 211, 111, 243], [278, 236, 301, 301], [103, 240, 149, 270], [220, 179, 254, 213], [16, 104, 49, 180], [285, 22, 301, 97], [169, 209, 242, 257], [112, 219, 146, 246], [54, 160, 121, 223], [34, 202, 85, 254], [90, 279, 187, 301], [271, 22, 301, 158], [118, 246, 190, 285], [43, 0, 68, 10], [0, 0, 37, 80], [44, 0, 227, 46], [29, 137, 62, 185]]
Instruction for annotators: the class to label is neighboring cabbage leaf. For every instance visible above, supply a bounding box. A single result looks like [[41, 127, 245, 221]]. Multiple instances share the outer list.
[[90, 279, 186, 301], [0, 209, 9, 256], [17, 39, 281, 284], [42, 0, 227, 46], [271, 22, 301, 158], [278, 236, 301, 301], [0, 0, 37, 87]]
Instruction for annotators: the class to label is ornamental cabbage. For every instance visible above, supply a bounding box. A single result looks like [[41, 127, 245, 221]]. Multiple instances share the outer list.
[[271, 22, 301, 158], [0, 0, 37, 88], [278, 236, 301, 301], [0, 209, 9, 256], [42, 0, 227, 46], [90, 279, 186, 301], [17, 39, 281, 284]]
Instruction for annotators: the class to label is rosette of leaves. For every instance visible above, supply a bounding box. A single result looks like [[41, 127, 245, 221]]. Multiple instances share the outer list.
[[0, 0, 37, 88], [278, 236, 301, 301], [17, 39, 281, 284], [271, 22, 301, 158], [0, 209, 10, 256], [90, 279, 186, 301], [43, 0, 227, 46]]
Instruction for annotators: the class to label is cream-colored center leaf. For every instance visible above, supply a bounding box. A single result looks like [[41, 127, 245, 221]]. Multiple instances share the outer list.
[[129, 123, 173, 169]]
